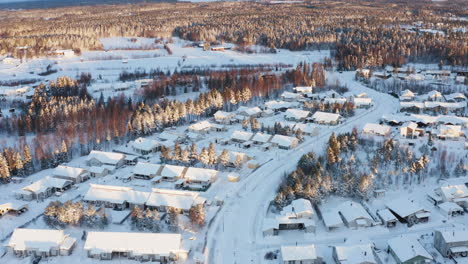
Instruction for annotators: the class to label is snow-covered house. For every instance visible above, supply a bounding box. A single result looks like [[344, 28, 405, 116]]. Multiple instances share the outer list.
[[362, 123, 391, 137], [399, 122, 424, 139], [281, 198, 314, 219], [214, 110, 235, 124], [130, 137, 160, 155], [377, 209, 397, 228], [445, 93, 467, 103], [237, 106, 262, 117], [263, 217, 316, 236], [230, 130, 254, 143], [7, 228, 76, 257], [422, 90, 445, 102], [184, 167, 218, 190], [280, 245, 323, 264], [252, 132, 273, 145], [293, 86, 313, 94], [188, 120, 213, 134], [53, 49, 74, 57], [293, 123, 320, 136], [88, 166, 109, 177], [434, 228, 468, 258], [83, 184, 150, 210], [145, 188, 206, 214], [85, 150, 125, 169], [158, 131, 184, 143], [332, 244, 380, 264], [310, 111, 342, 125], [400, 89, 416, 101], [15, 176, 72, 201], [321, 210, 344, 231], [270, 134, 299, 150], [353, 97, 373, 108], [387, 236, 433, 264], [223, 151, 249, 168], [84, 232, 186, 262], [281, 91, 303, 102], [133, 162, 163, 179], [52, 165, 89, 183], [386, 198, 430, 225], [285, 109, 310, 122], [435, 125, 464, 140], [264, 100, 296, 112], [438, 202, 464, 217], [159, 164, 187, 182], [0, 202, 28, 216], [337, 201, 374, 229], [435, 184, 468, 209]]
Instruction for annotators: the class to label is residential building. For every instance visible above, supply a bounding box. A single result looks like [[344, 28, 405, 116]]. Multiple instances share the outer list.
[[7, 228, 76, 257]]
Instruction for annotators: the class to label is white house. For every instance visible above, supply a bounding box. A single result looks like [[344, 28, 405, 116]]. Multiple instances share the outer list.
[[435, 184, 468, 204], [145, 188, 206, 213], [285, 108, 310, 122], [130, 137, 160, 155], [15, 176, 72, 201], [0, 202, 28, 216], [434, 228, 468, 258], [281, 91, 303, 102], [85, 150, 125, 169], [83, 184, 150, 210], [337, 201, 374, 229], [263, 217, 316, 236], [311, 111, 342, 125], [438, 202, 464, 217], [213, 110, 235, 124], [362, 123, 391, 137], [230, 130, 254, 143], [387, 236, 433, 264], [133, 162, 163, 179], [435, 125, 464, 140], [353, 97, 373, 108], [377, 209, 398, 228], [188, 120, 213, 134], [88, 166, 109, 177], [321, 210, 344, 231], [281, 198, 314, 219], [386, 198, 430, 224], [270, 134, 299, 150], [400, 122, 425, 139], [237, 106, 262, 117], [7, 228, 76, 257], [184, 167, 218, 190], [160, 164, 187, 182], [400, 89, 416, 101], [293, 86, 313, 94], [293, 123, 320, 136], [84, 232, 186, 262], [52, 165, 89, 183], [252, 132, 273, 145], [264, 100, 296, 112], [280, 244, 323, 264], [333, 244, 380, 264]]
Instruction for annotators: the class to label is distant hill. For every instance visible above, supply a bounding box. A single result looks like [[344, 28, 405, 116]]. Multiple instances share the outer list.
[[0, 0, 176, 10]]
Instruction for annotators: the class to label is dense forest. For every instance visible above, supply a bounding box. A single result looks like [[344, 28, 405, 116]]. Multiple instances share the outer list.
[[0, 0, 466, 69]]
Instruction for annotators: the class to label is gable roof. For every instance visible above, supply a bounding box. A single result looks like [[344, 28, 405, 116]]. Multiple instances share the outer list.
[[337, 201, 373, 223], [184, 167, 217, 182], [386, 198, 429, 218], [252, 132, 273, 143], [7, 228, 70, 251], [281, 245, 318, 261], [86, 150, 125, 165], [146, 188, 204, 210], [311, 111, 341, 122], [53, 165, 87, 179], [133, 162, 162, 176], [437, 184, 468, 201], [22, 176, 71, 194], [388, 236, 433, 262], [362, 123, 391, 136], [83, 184, 149, 205], [160, 165, 186, 178], [230, 130, 254, 141], [334, 244, 377, 264], [131, 137, 160, 152], [270, 134, 298, 147], [285, 109, 310, 120]]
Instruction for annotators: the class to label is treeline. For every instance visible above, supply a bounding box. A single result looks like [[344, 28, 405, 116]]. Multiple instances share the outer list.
[[44, 201, 108, 228], [1, 1, 465, 69], [274, 130, 449, 208]]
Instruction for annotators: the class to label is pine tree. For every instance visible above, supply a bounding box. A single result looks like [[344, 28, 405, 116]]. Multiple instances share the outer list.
[[199, 147, 210, 166], [173, 142, 182, 162], [218, 149, 230, 168], [233, 154, 243, 168], [13, 152, 24, 176], [189, 204, 205, 228], [160, 146, 172, 162], [0, 153, 10, 183], [208, 143, 217, 166], [167, 207, 179, 232], [242, 118, 248, 130], [190, 143, 198, 163], [23, 145, 33, 175], [180, 148, 190, 164]]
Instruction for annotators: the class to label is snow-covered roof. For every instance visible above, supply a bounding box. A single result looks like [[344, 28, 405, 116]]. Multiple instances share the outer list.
[[214, 110, 234, 120], [158, 131, 181, 142], [386, 198, 428, 218], [7, 228, 73, 251], [293, 123, 318, 134], [285, 108, 310, 120], [437, 125, 463, 137], [84, 231, 182, 255], [281, 91, 302, 100], [377, 209, 397, 222], [251, 132, 273, 143], [0, 201, 28, 211], [322, 210, 343, 228], [184, 167, 217, 182], [400, 89, 415, 97], [88, 166, 107, 174], [362, 123, 391, 136], [83, 184, 149, 205], [270, 134, 298, 147], [146, 188, 204, 210], [237, 106, 262, 116], [436, 228, 468, 243], [281, 244, 318, 261], [388, 236, 433, 263], [334, 244, 378, 264], [293, 86, 313, 93], [188, 120, 213, 131], [133, 162, 162, 176], [337, 201, 373, 223], [160, 165, 186, 178], [131, 137, 160, 152], [264, 100, 295, 110], [230, 130, 254, 142], [353, 97, 372, 106], [437, 184, 468, 201], [53, 165, 87, 179], [438, 202, 464, 213], [22, 176, 71, 194], [281, 198, 314, 218], [86, 150, 125, 165], [311, 111, 341, 123], [445, 93, 466, 101]]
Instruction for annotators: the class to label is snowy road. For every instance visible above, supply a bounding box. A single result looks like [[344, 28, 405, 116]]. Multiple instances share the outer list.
[[205, 72, 400, 264]]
